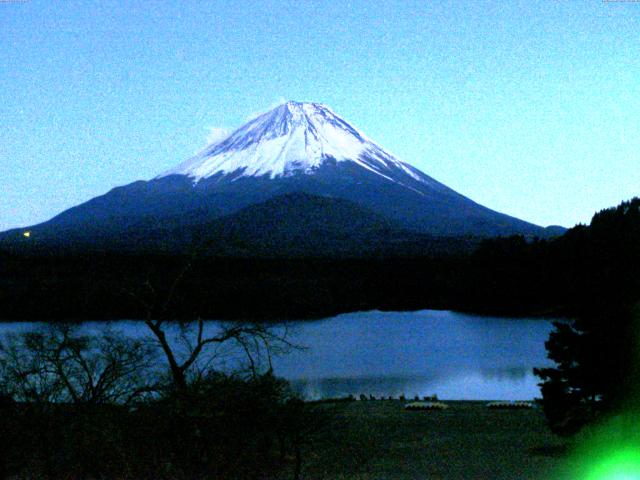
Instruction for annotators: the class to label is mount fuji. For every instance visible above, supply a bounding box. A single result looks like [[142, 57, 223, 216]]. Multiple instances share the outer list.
[[2, 101, 558, 254]]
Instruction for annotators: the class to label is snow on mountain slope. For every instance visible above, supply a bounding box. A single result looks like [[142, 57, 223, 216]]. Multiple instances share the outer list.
[[159, 101, 436, 191]]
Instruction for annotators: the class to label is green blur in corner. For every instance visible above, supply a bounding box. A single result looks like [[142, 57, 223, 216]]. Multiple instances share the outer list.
[[568, 414, 640, 480], [585, 448, 640, 480]]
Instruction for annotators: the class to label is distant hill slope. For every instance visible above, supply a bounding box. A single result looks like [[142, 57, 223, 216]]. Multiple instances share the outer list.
[[194, 192, 404, 256], [0, 192, 478, 257]]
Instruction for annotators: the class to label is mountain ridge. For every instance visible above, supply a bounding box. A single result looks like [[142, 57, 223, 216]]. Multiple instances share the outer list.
[[0, 101, 562, 252]]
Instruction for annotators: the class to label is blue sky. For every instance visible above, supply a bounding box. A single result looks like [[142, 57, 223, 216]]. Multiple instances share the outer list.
[[1, 0, 639, 231]]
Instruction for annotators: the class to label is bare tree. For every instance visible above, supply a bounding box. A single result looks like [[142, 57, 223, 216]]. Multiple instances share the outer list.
[[128, 264, 298, 396], [145, 317, 296, 394], [0, 323, 157, 405]]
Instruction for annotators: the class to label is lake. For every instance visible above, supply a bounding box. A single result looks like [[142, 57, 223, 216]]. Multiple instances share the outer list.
[[0, 310, 558, 401]]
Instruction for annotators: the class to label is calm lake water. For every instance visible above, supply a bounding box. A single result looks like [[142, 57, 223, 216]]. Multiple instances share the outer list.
[[0, 310, 557, 401]]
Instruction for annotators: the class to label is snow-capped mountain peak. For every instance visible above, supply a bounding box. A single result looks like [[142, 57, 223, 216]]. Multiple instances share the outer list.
[[159, 101, 425, 185], [2, 102, 548, 246]]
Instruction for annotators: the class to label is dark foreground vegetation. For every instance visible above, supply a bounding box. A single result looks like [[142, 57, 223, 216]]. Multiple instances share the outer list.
[[0, 322, 325, 479], [0, 374, 315, 479]]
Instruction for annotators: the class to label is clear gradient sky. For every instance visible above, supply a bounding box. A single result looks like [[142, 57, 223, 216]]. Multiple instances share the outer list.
[[1, 0, 639, 231]]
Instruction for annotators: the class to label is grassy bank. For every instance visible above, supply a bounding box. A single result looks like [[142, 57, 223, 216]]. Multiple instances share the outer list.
[[296, 400, 576, 480]]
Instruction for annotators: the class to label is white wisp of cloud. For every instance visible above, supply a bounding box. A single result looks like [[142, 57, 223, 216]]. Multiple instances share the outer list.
[[205, 126, 231, 147]]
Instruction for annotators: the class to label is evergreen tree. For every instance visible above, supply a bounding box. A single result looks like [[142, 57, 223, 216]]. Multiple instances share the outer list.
[[535, 198, 640, 435]]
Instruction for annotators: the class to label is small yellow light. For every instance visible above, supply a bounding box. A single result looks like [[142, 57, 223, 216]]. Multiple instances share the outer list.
[[23, 231, 31, 238]]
